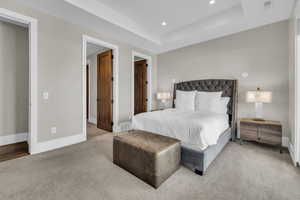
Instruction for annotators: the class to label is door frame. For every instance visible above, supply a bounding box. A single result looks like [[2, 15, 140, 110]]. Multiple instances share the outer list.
[[0, 8, 38, 154], [295, 17, 300, 166], [82, 35, 119, 135], [131, 51, 152, 118], [86, 64, 89, 120], [292, 6, 300, 166]]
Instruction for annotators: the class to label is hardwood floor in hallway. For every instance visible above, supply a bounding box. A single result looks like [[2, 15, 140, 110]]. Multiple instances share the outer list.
[[0, 142, 29, 163]]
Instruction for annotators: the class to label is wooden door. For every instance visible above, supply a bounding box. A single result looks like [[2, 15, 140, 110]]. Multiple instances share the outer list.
[[134, 59, 147, 115], [97, 50, 113, 132]]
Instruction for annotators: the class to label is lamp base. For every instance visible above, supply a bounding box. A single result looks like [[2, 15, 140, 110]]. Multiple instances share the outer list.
[[254, 103, 264, 122], [252, 118, 266, 121]]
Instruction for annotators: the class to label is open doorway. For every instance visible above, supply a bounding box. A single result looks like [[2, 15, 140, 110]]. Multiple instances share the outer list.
[[86, 43, 112, 138], [0, 17, 29, 160], [131, 51, 152, 117], [0, 9, 37, 160], [83, 35, 119, 140], [134, 57, 148, 115]]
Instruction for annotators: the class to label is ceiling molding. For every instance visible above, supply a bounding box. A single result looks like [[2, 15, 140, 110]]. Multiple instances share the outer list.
[[17, 0, 295, 54], [63, 0, 161, 44]]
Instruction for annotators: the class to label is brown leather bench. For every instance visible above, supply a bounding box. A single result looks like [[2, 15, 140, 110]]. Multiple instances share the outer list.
[[113, 130, 181, 188]]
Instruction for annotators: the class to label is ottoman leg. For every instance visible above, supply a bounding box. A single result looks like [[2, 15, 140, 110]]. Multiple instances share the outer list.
[[194, 169, 204, 176]]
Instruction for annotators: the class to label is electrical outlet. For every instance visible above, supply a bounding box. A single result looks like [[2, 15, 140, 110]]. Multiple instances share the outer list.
[[51, 127, 57, 134]]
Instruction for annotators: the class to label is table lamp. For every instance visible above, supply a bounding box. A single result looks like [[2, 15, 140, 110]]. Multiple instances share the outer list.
[[157, 92, 171, 109], [246, 88, 272, 121]]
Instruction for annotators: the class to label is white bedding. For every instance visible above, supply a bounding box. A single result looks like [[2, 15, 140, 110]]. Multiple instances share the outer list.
[[132, 109, 229, 150]]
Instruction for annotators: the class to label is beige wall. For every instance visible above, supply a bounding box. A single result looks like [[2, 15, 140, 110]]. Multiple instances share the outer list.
[[1, 0, 157, 142], [157, 21, 289, 138], [0, 21, 28, 137]]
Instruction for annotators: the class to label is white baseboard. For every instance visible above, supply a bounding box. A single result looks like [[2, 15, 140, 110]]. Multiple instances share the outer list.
[[283, 137, 298, 166], [32, 133, 86, 154], [115, 121, 132, 132], [0, 132, 28, 146], [88, 117, 97, 125], [282, 137, 298, 166], [288, 142, 296, 166], [113, 125, 121, 132], [282, 137, 289, 147]]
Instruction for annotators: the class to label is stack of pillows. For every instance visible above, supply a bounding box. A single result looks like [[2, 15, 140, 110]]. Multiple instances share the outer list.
[[175, 90, 229, 115]]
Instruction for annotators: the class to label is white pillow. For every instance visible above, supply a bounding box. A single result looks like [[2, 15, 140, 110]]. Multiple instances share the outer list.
[[195, 91, 223, 113], [175, 90, 196, 111], [214, 97, 230, 115]]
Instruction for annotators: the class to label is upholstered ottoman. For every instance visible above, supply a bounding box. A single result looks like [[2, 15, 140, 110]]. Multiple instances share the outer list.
[[113, 130, 181, 188]]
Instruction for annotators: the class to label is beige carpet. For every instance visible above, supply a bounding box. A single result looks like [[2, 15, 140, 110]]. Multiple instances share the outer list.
[[0, 132, 299, 200], [87, 123, 109, 139]]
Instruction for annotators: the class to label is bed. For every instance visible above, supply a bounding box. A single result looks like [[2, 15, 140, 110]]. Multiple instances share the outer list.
[[132, 79, 238, 175]]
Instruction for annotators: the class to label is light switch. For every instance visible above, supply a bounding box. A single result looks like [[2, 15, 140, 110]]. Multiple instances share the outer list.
[[43, 92, 49, 100]]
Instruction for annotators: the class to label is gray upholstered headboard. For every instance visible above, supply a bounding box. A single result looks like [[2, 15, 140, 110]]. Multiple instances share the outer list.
[[173, 79, 238, 139]]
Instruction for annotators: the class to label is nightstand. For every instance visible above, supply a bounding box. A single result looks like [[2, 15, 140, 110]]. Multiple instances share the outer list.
[[239, 118, 283, 152]]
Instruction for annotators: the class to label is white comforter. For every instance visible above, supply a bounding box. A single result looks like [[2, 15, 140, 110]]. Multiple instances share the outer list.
[[132, 109, 229, 150]]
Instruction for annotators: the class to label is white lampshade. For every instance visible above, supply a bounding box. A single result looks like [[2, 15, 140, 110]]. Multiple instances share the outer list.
[[246, 89, 272, 103], [157, 92, 171, 100]]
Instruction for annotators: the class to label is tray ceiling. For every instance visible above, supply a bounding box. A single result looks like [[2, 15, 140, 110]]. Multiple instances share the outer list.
[[18, 0, 296, 53]]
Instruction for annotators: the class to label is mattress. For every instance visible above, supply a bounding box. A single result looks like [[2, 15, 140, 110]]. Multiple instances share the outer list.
[[132, 109, 229, 150]]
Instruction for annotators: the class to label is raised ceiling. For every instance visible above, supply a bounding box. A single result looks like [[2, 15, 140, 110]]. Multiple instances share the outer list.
[[19, 0, 295, 53], [96, 0, 240, 37]]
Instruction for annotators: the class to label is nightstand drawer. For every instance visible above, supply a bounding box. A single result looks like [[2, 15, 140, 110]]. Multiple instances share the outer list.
[[240, 129, 258, 141], [259, 125, 281, 135], [240, 122, 257, 131], [259, 132, 281, 146]]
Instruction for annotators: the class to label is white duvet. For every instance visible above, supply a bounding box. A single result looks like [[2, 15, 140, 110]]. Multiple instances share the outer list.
[[132, 109, 229, 150]]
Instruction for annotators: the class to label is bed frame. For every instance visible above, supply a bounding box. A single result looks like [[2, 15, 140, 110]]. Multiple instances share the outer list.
[[173, 79, 238, 175]]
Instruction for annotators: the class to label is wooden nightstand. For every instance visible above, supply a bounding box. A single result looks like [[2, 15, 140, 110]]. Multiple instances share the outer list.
[[239, 118, 283, 152]]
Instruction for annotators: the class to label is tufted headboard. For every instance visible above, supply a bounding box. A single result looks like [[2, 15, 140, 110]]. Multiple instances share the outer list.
[[173, 79, 238, 139]]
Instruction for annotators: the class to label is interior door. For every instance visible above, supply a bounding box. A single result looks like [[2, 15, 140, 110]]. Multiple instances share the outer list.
[[134, 59, 147, 115], [97, 50, 113, 132]]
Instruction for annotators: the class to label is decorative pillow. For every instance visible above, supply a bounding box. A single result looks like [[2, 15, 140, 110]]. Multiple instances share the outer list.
[[195, 91, 223, 113], [175, 90, 196, 111]]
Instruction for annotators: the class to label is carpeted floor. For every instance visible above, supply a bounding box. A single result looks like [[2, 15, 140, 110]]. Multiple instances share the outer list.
[[87, 123, 109, 139], [0, 132, 299, 200]]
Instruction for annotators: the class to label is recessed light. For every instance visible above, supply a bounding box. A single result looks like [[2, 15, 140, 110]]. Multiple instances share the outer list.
[[161, 21, 167, 26], [209, 0, 215, 5]]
